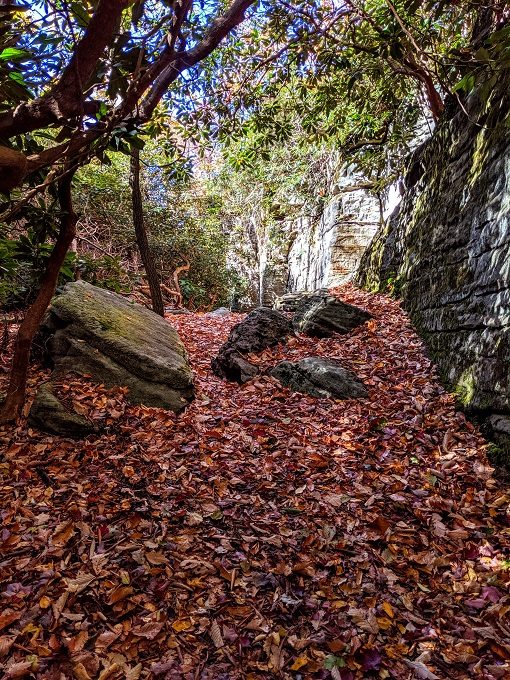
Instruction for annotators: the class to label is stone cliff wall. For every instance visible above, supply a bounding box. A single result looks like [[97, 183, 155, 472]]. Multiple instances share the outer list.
[[287, 175, 380, 292], [358, 67, 510, 461]]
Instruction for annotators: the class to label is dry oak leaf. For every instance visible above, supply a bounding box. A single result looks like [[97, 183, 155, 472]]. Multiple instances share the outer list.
[[145, 551, 168, 565], [39, 596, 51, 609], [179, 558, 216, 574], [72, 662, 92, 680], [171, 619, 193, 632], [323, 493, 349, 507], [404, 659, 440, 679], [108, 585, 133, 605], [65, 573, 97, 594], [0, 636, 15, 657], [290, 656, 309, 671], [97, 663, 123, 680]]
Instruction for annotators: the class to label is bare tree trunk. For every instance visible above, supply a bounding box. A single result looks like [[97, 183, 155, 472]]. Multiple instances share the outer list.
[[0, 171, 77, 423], [130, 147, 164, 317]]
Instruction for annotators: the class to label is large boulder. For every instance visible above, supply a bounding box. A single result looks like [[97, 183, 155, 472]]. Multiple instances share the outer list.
[[270, 357, 368, 399], [36, 281, 194, 412], [292, 294, 371, 337], [211, 307, 293, 382]]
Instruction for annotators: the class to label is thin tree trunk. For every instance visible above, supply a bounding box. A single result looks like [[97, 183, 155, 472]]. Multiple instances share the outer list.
[[0, 171, 77, 423], [130, 147, 164, 317]]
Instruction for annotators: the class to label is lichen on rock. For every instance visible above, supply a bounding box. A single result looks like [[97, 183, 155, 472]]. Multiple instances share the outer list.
[[36, 281, 194, 416]]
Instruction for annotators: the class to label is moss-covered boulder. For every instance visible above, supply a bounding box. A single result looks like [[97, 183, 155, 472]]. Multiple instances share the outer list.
[[37, 281, 194, 413]]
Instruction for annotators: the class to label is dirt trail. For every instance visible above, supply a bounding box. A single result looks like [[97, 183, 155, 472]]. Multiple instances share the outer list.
[[1, 285, 509, 679]]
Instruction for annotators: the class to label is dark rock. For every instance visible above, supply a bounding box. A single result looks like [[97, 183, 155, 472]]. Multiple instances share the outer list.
[[211, 347, 259, 383], [211, 307, 293, 382], [293, 294, 371, 337], [39, 281, 194, 412], [274, 289, 329, 312], [270, 357, 368, 399], [485, 415, 510, 469], [357, 64, 510, 458], [29, 384, 97, 438], [227, 308, 293, 353]]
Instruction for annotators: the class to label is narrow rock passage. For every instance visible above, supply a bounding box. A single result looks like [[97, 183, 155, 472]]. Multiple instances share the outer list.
[[1, 286, 509, 679]]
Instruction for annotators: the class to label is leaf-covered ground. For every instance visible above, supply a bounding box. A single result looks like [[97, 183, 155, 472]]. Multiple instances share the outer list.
[[1, 285, 509, 680]]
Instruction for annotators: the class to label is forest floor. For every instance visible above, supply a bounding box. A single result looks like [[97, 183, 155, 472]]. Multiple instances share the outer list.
[[0, 285, 509, 680]]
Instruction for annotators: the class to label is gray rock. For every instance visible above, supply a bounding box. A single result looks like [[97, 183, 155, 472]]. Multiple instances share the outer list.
[[207, 307, 231, 317], [29, 384, 97, 438], [274, 289, 329, 312], [165, 307, 192, 315], [270, 357, 368, 399], [485, 415, 510, 469], [38, 281, 194, 412], [357, 65, 510, 461], [293, 294, 371, 337], [211, 307, 293, 382]]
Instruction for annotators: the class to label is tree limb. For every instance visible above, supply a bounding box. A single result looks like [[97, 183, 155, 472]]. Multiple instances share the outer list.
[[0, 0, 133, 139]]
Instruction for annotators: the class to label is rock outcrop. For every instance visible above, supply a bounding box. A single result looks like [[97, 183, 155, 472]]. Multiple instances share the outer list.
[[211, 308, 293, 382], [358, 65, 510, 463], [292, 293, 371, 337], [36, 281, 194, 412], [271, 357, 368, 399], [286, 173, 380, 292]]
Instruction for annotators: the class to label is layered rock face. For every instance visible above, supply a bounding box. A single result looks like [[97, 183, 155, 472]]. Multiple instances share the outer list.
[[358, 68, 510, 457], [37, 281, 194, 413], [287, 174, 380, 292]]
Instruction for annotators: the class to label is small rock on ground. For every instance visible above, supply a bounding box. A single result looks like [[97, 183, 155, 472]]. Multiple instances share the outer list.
[[270, 356, 368, 399]]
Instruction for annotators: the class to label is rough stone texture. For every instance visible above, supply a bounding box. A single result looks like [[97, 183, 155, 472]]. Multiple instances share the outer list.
[[358, 67, 510, 458], [224, 308, 293, 353], [29, 384, 97, 438], [210, 347, 259, 383], [226, 169, 380, 309], [287, 173, 380, 292], [39, 281, 194, 411], [270, 357, 368, 399], [293, 294, 372, 337], [211, 308, 293, 382], [206, 307, 231, 317], [274, 289, 329, 312], [484, 415, 510, 469]]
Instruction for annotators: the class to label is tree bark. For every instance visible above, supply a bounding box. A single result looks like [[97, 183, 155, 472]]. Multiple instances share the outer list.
[[0, 171, 77, 423], [130, 147, 164, 316]]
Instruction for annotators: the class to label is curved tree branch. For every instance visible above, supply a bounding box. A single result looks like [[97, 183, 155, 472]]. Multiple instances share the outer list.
[[0, 0, 133, 139]]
